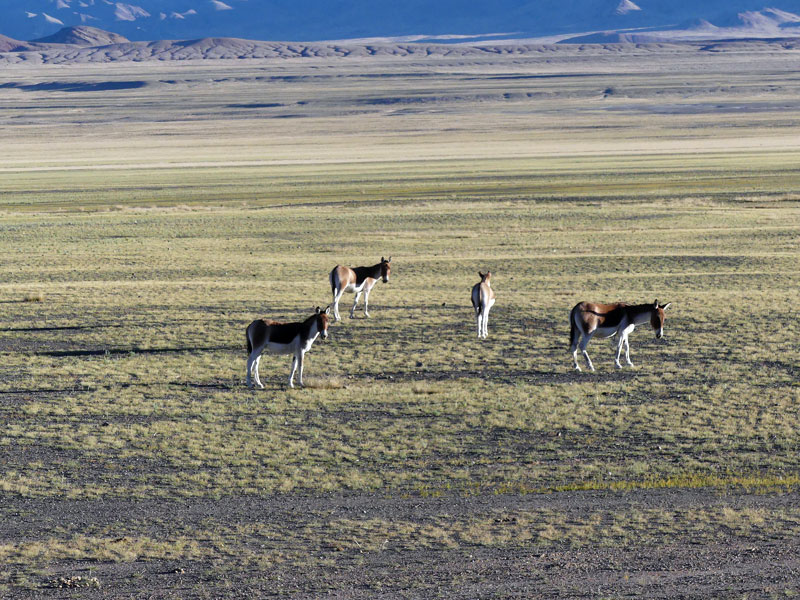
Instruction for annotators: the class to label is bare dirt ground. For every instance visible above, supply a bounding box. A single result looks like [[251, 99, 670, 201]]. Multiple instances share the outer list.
[[3, 490, 800, 599]]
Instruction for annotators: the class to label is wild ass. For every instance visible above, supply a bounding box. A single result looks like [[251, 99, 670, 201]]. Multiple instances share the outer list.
[[246, 306, 330, 389], [471, 271, 496, 338], [569, 299, 671, 371], [329, 257, 391, 321]]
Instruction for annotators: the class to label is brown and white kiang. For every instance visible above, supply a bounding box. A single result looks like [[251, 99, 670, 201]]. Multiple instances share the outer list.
[[471, 271, 496, 339], [246, 306, 330, 389], [569, 299, 671, 371], [329, 257, 391, 321]]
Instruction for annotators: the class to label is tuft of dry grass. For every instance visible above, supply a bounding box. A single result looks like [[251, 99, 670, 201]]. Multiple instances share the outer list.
[[411, 382, 440, 395], [302, 376, 347, 390]]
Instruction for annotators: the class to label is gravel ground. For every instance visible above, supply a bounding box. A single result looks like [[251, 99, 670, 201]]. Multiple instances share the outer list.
[[3, 489, 799, 598]]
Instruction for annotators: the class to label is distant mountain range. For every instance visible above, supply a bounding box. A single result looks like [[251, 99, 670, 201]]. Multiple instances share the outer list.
[[3, 1, 800, 44]]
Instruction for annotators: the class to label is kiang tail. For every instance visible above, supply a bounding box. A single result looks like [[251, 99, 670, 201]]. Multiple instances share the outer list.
[[569, 306, 578, 349], [472, 287, 482, 315]]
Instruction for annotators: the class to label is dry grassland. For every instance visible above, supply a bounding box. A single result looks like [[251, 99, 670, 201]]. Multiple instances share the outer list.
[[0, 45, 799, 598]]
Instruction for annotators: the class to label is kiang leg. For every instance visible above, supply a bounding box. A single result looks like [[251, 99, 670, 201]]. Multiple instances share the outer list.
[[571, 340, 582, 371], [350, 290, 363, 318], [614, 333, 625, 369], [252, 354, 264, 388], [288, 355, 298, 388], [624, 335, 634, 367], [246, 352, 256, 388], [580, 333, 596, 372], [332, 289, 344, 321], [570, 325, 581, 371], [363, 287, 372, 317], [297, 351, 305, 388]]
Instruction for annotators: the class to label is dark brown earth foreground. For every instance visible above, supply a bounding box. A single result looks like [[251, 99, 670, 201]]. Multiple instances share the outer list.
[[2, 489, 799, 598]]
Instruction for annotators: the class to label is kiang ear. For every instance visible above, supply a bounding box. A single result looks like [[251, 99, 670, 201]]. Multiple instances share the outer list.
[[478, 271, 485, 279], [661, 302, 672, 311], [324, 305, 331, 315], [654, 299, 659, 308], [315, 306, 321, 314], [381, 256, 385, 262], [387, 256, 391, 263]]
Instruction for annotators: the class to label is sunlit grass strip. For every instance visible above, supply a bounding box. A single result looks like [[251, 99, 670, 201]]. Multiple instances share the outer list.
[[5, 504, 797, 570], [493, 472, 800, 496], [316, 505, 800, 552], [0, 536, 209, 565]]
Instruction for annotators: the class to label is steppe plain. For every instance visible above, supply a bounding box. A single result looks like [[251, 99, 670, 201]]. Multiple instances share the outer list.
[[1, 41, 799, 598]]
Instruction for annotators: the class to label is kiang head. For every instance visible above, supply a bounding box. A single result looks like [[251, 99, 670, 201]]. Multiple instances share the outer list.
[[315, 306, 331, 339], [479, 271, 491, 283], [380, 257, 392, 283], [650, 299, 672, 339]]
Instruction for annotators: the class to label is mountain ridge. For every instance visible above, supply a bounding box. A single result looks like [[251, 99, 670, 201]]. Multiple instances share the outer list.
[[31, 25, 130, 46], [4, 4, 800, 64], [0, 33, 24, 52], [3, 27, 800, 67], [5, 1, 800, 44]]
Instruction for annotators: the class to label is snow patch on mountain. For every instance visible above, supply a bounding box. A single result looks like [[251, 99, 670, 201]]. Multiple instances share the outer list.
[[615, 0, 641, 16], [558, 7, 800, 43], [43, 13, 64, 25], [114, 3, 150, 22]]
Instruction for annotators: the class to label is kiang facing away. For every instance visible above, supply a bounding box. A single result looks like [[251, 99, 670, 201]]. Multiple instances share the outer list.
[[471, 271, 496, 339], [246, 306, 330, 389], [329, 257, 391, 321], [570, 299, 671, 371]]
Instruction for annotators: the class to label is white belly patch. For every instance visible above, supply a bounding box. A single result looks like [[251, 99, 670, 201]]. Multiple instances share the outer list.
[[265, 339, 297, 355], [593, 327, 619, 339]]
